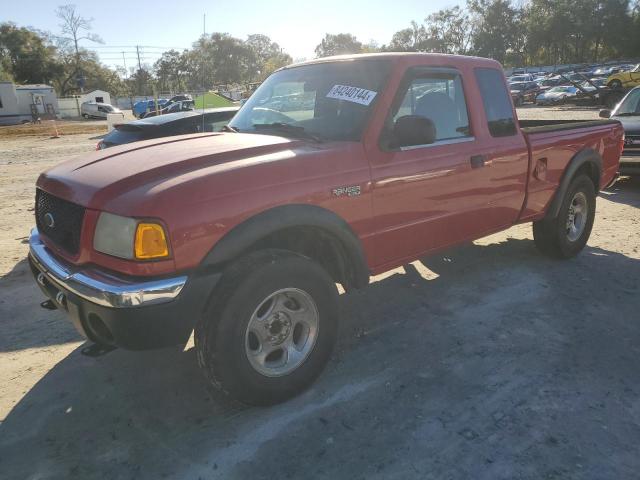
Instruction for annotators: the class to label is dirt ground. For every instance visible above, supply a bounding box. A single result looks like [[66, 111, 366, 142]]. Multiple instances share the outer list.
[[1, 106, 640, 479]]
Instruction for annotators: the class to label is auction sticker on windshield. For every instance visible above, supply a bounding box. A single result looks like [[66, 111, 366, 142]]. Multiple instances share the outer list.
[[326, 85, 377, 106]]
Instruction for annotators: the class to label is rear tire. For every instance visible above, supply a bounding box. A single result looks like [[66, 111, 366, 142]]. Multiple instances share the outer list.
[[533, 174, 596, 259], [195, 249, 339, 405], [608, 80, 622, 90]]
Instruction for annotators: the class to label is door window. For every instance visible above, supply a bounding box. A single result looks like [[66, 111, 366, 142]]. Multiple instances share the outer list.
[[389, 71, 471, 147]]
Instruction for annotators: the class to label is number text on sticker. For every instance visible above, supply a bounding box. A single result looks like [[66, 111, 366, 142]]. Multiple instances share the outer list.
[[326, 85, 377, 106]]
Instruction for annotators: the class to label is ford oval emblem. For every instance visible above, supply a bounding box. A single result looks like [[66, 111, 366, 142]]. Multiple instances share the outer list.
[[44, 212, 55, 229]]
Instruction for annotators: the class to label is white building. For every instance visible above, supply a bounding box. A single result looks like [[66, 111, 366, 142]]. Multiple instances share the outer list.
[[0, 82, 59, 125], [57, 90, 114, 118], [81, 89, 111, 105]]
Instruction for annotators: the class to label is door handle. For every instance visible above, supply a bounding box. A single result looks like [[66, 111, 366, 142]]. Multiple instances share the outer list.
[[470, 155, 487, 169]]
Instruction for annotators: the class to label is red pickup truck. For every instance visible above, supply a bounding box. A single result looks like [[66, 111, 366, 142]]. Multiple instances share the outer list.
[[29, 54, 623, 404]]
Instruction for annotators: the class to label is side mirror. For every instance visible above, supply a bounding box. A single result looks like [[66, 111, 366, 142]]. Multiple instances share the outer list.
[[393, 115, 436, 148], [599, 109, 612, 119]]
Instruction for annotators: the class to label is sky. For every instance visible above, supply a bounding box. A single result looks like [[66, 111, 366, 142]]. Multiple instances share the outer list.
[[4, 0, 453, 69]]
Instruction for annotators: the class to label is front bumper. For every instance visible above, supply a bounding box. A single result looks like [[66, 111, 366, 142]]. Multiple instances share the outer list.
[[620, 153, 640, 175], [29, 228, 220, 350]]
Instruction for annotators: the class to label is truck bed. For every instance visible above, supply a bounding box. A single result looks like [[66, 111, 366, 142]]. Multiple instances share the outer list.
[[518, 118, 623, 221], [519, 118, 619, 132]]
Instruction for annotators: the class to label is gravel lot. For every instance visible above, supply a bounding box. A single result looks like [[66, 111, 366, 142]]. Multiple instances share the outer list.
[[1, 106, 639, 479]]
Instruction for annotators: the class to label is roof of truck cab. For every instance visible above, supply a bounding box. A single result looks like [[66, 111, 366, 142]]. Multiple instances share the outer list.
[[284, 52, 503, 70]]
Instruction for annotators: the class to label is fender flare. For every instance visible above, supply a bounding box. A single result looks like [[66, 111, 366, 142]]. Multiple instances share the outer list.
[[199, 204, 370, 289], [546, 148, 602, 219]]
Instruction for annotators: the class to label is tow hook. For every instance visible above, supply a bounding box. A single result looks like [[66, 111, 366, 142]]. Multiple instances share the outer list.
[[81, 343, 117, 358], [40, 299, 57, 310]]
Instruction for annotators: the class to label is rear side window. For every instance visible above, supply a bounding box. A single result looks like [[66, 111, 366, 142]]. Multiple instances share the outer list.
[[475, 68, 517, 137]]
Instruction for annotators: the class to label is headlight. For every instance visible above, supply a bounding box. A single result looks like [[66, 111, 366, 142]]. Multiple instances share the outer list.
[[94, 212, 169, 260]]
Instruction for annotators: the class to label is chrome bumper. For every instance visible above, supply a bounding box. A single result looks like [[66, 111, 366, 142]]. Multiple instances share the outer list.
[[29, 228, 187, 308]]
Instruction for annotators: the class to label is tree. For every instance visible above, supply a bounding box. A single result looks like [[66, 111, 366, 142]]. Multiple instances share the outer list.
[[386, 22, 427, 51], [468, 0, 520, 64], [245, 34, 292, 80], [154, 49, 187, 93], [423, 6, 473, 54], [53, 48, 124, 95], [314, 33, 363, 57], [260, 52, 292, 80], [55, 4, 103, 92], [183, 33, 253, 90], [0, 23, 61, 84]]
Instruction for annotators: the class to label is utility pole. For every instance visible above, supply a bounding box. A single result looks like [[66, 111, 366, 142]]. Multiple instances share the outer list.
[[136, 45, 143, 97], [122, 51, 128, 76], [123, 51, 134, 109]]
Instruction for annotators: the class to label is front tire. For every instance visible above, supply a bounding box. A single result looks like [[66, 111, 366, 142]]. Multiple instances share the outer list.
[[195, 249, 339, 405], [533, 174, 596, 259]]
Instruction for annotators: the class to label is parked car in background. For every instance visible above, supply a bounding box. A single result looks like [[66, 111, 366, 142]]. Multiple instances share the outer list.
[[133, 99, 168, 118], [607, 64, 640, 90], [510, 81, 540, 105], [96, 107, 239, 149], [537, 76, 564, 93], [141, 99, 195, 118], [581, 78, 608, 91], [508, 74, 534, 83], [600, 86, 640, 175], [536, 86, 579, 105], [80, 102, 125, 120], [166, 94, 192, 104]]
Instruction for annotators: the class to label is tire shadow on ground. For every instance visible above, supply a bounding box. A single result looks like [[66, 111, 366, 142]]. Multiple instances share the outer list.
[[602, 175, 640, 207]]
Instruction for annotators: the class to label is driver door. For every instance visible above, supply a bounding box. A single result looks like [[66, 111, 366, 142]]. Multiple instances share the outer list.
[[368, 68, 484, 269]]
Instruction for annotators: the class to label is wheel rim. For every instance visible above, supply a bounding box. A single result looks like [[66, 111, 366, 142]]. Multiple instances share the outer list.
[[566, 191, 588, 242], [245, 288, 319, 377]]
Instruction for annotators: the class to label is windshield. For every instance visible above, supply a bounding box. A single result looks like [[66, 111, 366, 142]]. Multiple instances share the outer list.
[[510, 84, 525, 91], [229, 59, 391, 141], [614, 88, 640, 115]]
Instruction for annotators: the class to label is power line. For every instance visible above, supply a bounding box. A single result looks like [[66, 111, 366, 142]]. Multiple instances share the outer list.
[[91, 45, 189, 50]]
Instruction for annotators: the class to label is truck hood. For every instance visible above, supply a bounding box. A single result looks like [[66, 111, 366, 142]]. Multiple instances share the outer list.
[[37, 132, 310, 210]]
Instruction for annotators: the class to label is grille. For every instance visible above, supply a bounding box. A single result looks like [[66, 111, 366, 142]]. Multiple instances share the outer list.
[[624, 135, 640, 151], [35, 189, 85, 255]]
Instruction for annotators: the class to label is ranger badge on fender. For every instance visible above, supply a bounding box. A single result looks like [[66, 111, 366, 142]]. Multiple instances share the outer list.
[[332, 185, 361, 197]]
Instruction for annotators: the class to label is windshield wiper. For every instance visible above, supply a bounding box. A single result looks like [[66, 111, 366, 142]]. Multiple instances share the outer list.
[[221, 125, 239, 132], [615, 112, 640, 117], [253, 122, 324, 143]]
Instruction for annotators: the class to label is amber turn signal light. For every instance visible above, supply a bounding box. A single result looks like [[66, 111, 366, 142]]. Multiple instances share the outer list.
[[134, 223, 169, 259]]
